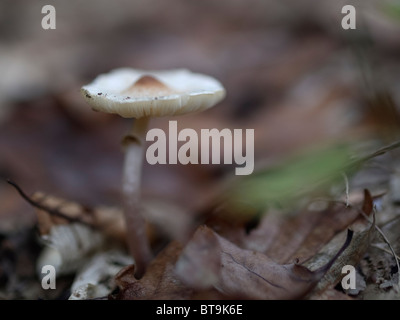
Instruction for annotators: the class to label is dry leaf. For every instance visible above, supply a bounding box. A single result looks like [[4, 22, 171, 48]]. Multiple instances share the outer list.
[[362, 189, 374, 216], [69, 250, 132, 300], [362, 284, 400, 300], [360, 215, 400, 297], [31, 192, 128, 276], [36, 223, 105, 276], [31, 190, 195, 279], [243, 200, 361, 264], [114, 241, 193, 300], [174, 226, 221, 290], [33, 192, 191, 244], [175, 225, 352, 300], [305, 218, 375, 296], [32, 192, 127, 244], [305, 189, 377, 297], [203, 196, 361, 266]]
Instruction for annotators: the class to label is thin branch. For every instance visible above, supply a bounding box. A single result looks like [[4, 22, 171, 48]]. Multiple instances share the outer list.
[[370, 243, 400, 262], [6, 179, 92, 227], [348, 140, 400, 170], [341, 172, 349, 207], [363, 209, 400, 286]]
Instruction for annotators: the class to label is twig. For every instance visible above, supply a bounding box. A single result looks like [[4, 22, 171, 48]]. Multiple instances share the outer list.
[[358, 206, 400, 286], [341, 172, 349, 207], [348, 140, 400, 170], [6, 179, 92, 227], [370, 243, 400, 262]]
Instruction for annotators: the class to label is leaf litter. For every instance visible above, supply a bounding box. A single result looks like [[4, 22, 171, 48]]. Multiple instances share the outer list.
[[2, 1, 400, 299], [3, 144, 400, 300], [175, 225, 353, 300]]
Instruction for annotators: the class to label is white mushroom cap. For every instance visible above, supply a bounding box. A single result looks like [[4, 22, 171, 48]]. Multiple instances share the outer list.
[[81, 68, 226, 118]]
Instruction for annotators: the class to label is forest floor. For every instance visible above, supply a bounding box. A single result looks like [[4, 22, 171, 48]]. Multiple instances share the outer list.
[[1, 0, 400, 300]]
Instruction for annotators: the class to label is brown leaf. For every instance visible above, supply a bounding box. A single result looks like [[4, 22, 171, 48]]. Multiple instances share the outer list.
[[305, 217, 375, 296], [245, 201, 360, 264], [361, 215, 400, 292], [362, 189, 374, 216], [175, 225, 220, 290], [115, 241, 193, 300], [176, 226, 352, 300], [32, 192, 127, 244]]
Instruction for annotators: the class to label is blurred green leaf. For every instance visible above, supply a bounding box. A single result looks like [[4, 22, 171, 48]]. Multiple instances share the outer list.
[[225, 144, 352, 213], [383, 1, 400, 21]]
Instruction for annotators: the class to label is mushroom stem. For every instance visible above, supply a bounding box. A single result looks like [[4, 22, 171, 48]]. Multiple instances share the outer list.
[[122, 117, 152, 278]]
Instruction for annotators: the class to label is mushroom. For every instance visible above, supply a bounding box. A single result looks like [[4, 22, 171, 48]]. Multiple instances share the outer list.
[[81, 68, 225, 277]]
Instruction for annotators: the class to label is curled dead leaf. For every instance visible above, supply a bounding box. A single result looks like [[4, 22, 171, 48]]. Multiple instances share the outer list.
[[114, 241, 193, 300], [362, 189, 374, 216], [31, 192, 128, 276], [305, 216, 375, 296], [36, 223, 105, 276], [246, 202, 361, 264], [33, 192, 192, 245], [32, 192, 127, 244], [175, 225, 352, 299], [69, 250, 133, 300]]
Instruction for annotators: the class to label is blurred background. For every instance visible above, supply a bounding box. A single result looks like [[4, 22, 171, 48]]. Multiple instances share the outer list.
[[1, 0, 400, 230]]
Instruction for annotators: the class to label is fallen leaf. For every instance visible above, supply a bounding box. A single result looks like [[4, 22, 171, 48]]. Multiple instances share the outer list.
[[36, 223, 105, 276], [114, 241, 193, 300], [245, 202, 361, 264], [360, 215, 400, 296], [32, 191, 191, 245], [344, 269, 367, 296], [175, 225, 352, 299], [69, 250, 132, 300], [32, 192, 127, 244], [362, 189, 374, 216], [362, 284, 400, 300], [305, 217, 375, 296], [174, 226, 220, 290]]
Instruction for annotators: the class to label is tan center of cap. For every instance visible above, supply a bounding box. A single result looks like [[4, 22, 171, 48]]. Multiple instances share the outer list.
[[122, 75, 175, 98]]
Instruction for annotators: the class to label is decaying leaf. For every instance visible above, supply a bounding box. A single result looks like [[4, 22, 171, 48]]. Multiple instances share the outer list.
[[203, 192, 363, 266], [362, 284, 400, 300], [114, 241, 193, 300], [360, 214, 400, 298], [245, 202, 361, 264], [344, 269, 367, 296], [305, 216, 375, 296], [175, 225, 352, 299], [69, 250, 132, 300], [31, 192, 128, 276], [29, 188, 194, 281], [362, 189, 374, 216], [36, 223, 105, 276], [32, 192, 127, 244], [174, 225, 221, 291]]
